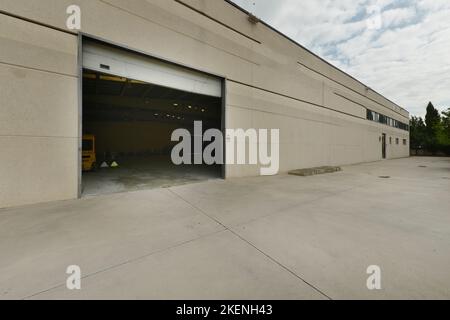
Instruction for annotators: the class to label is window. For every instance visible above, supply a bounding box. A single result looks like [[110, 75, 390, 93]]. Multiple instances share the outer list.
[[396, 138, 399, 145], [82, 139, 93, 151], [403, 139, 407, 145], [366, 109, 409, 132]]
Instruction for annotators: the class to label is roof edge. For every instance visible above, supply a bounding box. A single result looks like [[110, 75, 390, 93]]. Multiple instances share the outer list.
[[223, 0, 409, 116]]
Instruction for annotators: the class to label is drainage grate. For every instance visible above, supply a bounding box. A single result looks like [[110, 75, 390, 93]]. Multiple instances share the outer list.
[[379, 176, 391, 179], [418, 165, 427, 168]]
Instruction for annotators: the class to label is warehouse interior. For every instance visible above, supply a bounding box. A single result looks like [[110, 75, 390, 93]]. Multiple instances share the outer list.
[[81, 69, 223, 196]]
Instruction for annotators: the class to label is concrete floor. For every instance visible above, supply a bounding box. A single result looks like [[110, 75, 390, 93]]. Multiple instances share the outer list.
[[82, 156, 222, 196], [0, 157, 449, 300]]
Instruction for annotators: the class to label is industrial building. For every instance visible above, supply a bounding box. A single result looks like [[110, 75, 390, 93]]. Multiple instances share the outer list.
[[0, 0, 410, 208]]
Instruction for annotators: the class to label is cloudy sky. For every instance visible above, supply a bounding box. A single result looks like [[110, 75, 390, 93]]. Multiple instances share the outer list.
[[231, 0, 450, 117]]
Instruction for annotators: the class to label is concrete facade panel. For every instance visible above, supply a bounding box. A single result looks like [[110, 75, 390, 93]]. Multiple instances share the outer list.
[[0, 136, 78, 208], [0, 64, 78, 138], [0, 0, 410, 207], [0, 0, 409, 122], [0, 13, 79, 208], [0, 10, 77, 76]]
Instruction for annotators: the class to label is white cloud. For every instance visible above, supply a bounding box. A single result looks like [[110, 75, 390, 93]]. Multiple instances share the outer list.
[[381, 7, 417, 28], [231, 0, 450, 117]]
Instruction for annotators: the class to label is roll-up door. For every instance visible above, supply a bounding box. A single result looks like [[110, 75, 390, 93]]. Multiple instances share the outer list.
[[82, 41, 222, 97]]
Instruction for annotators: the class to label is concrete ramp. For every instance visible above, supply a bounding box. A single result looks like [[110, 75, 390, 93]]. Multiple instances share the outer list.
[[289, 166, 342, 177]]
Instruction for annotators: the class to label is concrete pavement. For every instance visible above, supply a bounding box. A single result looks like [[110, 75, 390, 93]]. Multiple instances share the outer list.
[[0, 157, 449, 299]]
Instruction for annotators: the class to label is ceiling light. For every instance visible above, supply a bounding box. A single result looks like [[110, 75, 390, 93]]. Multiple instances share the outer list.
[[188, 105, 192, 109]]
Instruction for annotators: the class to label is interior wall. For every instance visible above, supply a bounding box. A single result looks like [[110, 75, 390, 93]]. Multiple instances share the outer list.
[[84, 121, 181, 156]]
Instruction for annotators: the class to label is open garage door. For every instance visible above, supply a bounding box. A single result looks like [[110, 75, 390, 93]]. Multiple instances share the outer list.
[[81, 39, 224, 196], [83, 41, 222, 98]]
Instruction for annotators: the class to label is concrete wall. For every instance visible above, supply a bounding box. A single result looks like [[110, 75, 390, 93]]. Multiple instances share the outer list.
[[225, 82, 409, 176], [0, 0, 410, 207], [0, 13, 78, 208]]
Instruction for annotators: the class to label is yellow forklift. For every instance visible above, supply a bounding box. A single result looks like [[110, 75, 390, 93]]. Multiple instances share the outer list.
[[82, 134, 97, 171]]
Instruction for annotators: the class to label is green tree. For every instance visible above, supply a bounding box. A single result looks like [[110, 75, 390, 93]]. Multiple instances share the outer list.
[[410, 116, 426, 151], [439, 108, 450, 154], [425, 102, 441, 127], [424, 102, 441, 154], [442, 108, 450, 138]]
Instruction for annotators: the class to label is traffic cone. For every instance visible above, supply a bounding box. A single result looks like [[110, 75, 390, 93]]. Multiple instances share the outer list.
[[111, 161, 119, 168], [100, 162, 109, 168]]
